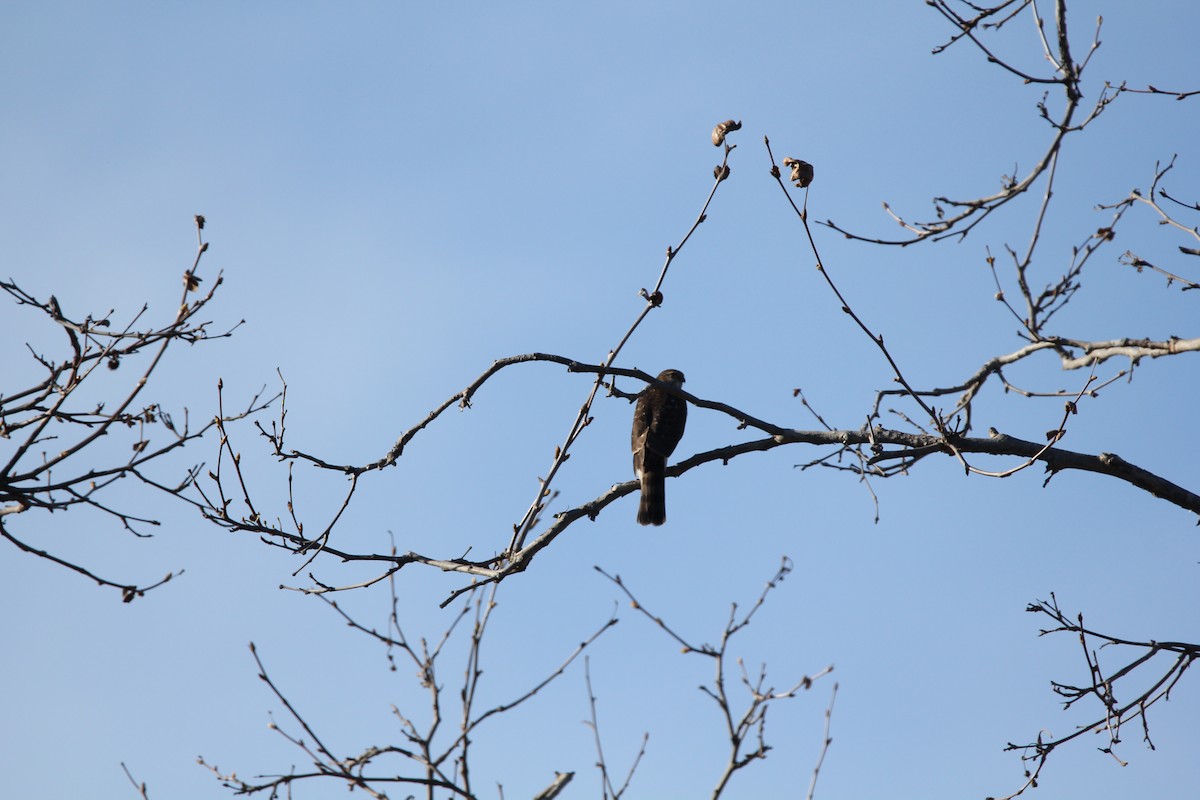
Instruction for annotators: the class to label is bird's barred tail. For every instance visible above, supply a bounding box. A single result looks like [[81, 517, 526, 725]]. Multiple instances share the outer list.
[[637, 470, 667, 526]]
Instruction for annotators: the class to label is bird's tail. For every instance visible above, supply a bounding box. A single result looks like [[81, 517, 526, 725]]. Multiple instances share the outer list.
[[637, 470, 667, 526]]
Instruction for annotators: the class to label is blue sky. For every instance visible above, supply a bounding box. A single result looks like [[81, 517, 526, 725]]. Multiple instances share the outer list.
[[2, 2, 1198, 798]]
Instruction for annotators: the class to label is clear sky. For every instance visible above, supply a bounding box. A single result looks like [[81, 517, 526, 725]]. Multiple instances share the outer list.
[[2, 2, 1198, 798]]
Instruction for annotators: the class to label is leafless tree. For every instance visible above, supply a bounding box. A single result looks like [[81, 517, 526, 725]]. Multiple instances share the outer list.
[[188, 2, 1197, 796], [6, 2, 1195, 798]]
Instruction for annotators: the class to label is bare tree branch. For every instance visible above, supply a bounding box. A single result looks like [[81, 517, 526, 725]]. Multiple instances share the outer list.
[[202, 582, 617, 799], [597, 558, 834, 799], [990, 594, 1199, 800], [583, 655, 648, 800], [1, 215, 271, 598]]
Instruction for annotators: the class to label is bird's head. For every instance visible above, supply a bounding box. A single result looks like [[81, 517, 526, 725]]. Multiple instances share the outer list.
[[656, 369, 686, 387]]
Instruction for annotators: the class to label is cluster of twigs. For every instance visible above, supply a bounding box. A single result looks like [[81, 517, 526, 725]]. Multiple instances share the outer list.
[[197, 551, 828, 799], [595, 558, 835, 800], [986, 594, 1199, 800], [1107, 155, 1200, 291], [0, 215, 270, 599], [200, 571, 616, 799]]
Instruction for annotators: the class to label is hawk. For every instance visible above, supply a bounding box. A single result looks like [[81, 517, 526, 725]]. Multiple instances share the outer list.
[[631, 369, 688, 526]]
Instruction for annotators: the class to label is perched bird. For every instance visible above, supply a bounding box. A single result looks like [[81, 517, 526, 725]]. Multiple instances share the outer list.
[[631, 369, 688, 526]]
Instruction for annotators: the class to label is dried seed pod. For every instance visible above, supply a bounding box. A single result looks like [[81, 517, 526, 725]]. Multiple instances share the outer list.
[[711, 119, 742, 147], [783, 157, 814, 188]]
